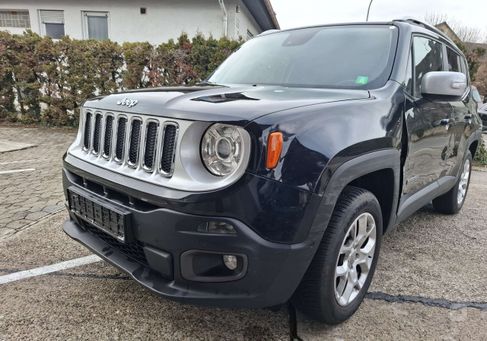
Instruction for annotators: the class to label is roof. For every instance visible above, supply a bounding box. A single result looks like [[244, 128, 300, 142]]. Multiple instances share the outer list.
[[242, 0, 280, 30], [261, 19, 453, 41]]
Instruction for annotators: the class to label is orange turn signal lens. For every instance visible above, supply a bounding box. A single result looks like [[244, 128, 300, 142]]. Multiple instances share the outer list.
[[266, 132, 283, 169]]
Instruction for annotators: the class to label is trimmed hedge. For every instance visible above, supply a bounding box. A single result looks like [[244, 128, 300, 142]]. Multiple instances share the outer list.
[[0, 31, 241, 126]]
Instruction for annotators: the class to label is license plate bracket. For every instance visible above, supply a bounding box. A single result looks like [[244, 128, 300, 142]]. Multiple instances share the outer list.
[[67, 186, 131, 243]]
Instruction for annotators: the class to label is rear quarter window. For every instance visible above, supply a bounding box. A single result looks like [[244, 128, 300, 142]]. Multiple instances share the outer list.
[[446, 47, 460, 72]]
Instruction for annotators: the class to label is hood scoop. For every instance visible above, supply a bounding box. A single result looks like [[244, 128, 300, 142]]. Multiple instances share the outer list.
[[192, 92, 259, 104]]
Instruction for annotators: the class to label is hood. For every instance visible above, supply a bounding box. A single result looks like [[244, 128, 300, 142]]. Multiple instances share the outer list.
[[84, 85, 371, 123]]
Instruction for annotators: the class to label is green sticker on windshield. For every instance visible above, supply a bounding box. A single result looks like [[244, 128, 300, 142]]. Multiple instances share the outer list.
[[355, 76, 369, 85]]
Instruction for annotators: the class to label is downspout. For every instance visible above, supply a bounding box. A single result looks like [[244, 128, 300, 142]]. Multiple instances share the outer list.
[[218, 0, 228, 37]]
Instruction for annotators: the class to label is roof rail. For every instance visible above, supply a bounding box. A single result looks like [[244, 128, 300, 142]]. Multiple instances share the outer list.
[[393, 18, 455, 43], [257, 29, 280, 37]]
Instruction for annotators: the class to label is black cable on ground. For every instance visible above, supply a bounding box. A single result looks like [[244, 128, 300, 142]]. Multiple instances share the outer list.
[[288, 302, 303, 341]]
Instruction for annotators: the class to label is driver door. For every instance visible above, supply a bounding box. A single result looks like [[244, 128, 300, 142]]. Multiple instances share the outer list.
[[402, 35, 453, 197]]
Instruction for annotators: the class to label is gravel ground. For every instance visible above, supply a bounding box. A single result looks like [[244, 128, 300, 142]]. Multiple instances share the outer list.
[[297, 170, 487, 339], [0, 126, 486, 340]]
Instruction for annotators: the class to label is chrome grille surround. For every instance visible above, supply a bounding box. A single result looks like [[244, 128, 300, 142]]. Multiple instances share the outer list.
[[74, 108, 179, 179], [68, 107, 251, 193]]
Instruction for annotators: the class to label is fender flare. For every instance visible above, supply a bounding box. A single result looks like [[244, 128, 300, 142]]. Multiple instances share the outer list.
[[467, 129, 482, 156], [305, 149, 401, 247]]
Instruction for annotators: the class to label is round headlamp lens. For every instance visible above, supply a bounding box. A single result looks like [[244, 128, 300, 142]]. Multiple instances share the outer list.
[[201, 124, 244, 176], [216, 138, 233, 160]]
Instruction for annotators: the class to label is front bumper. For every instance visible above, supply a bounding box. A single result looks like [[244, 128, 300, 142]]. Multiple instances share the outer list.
[[62, 158, 323, 308]]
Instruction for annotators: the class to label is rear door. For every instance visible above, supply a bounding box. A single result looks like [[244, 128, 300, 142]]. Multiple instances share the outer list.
[[402, 35, 453, 196], [446, 48, 475, 174]]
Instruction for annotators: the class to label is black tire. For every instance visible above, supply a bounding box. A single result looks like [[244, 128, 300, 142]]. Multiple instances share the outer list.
[[293, 186, 383, 324], [432, 151, 472, 214]]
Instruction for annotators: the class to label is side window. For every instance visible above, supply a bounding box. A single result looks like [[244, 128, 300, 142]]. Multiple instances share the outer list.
[[413, 36, 444, 97], [446, 47, 460, 72]]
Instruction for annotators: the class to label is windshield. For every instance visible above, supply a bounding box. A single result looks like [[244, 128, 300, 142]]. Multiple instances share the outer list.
[[209, 25, 398, 90]]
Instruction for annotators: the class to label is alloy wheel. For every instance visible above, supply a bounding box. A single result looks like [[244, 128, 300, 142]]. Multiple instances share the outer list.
[[334, 212, 377, 306], [457, 158, 471, 205]]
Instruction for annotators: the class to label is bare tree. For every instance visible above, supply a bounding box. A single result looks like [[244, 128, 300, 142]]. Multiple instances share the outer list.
[[424, 13, 449, 26], [455, 25, 484, 43], [425, 12, 485, 43]]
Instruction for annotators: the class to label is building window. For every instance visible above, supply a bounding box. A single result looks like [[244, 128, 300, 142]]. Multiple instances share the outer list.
[[0, 9, 30, 28], [247, 30, 254, 40], [39, 10, 64, 39], [82, 11, 109, 40]]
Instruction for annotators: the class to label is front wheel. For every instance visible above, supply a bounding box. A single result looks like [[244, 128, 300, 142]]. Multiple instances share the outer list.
[[293, 186, 383, 324], [433, 151, 472, 214]]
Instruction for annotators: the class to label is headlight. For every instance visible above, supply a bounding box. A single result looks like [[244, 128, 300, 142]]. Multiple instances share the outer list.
[[201, 123, 246, 176]]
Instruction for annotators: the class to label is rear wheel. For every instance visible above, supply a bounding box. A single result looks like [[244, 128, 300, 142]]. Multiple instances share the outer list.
[[293, 186, 383, 324], [433, 151, 472, 214]]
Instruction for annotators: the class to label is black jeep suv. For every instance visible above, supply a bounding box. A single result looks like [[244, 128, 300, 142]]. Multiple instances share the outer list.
[[62, 19, 482, 324]]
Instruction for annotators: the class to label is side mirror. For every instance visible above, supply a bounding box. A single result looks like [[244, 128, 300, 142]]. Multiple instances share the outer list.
[[421, 71, 467, 97]]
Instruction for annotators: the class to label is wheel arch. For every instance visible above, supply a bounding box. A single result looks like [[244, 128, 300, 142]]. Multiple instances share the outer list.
[[308, 149, 401, 243], [469, 139, 479, 159], [348, 168, 396, 234], [466, 129, 482, 160]]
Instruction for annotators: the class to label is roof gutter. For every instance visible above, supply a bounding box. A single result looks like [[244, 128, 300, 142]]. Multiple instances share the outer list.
[[217, 0, 228, 37], [263, 0, 280, 29], [241, 0, 279, 31]]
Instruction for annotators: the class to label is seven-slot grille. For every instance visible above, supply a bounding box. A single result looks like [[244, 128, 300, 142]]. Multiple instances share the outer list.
[[82, 110, 178, 177]]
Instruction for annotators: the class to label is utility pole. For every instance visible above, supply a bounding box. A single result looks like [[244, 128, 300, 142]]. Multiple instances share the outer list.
[[366, 0, 374, 22]]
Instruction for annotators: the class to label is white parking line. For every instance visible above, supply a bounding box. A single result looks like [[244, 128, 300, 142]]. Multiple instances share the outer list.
[[0, 255, 102, 285], [0, 159, 37, 165], [0, 168, 36, 175]]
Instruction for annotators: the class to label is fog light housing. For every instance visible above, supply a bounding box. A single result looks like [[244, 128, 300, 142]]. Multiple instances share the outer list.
[[223, 255, 238, 270], [197, 221, 236, 234], [180, 250, 248, 282]]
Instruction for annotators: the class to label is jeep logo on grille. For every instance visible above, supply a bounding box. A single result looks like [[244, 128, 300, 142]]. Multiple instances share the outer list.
[[116, 98, 138, 108]]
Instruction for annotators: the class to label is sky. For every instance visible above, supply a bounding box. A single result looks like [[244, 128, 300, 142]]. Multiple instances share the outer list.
[[270, 0, 487, 42]]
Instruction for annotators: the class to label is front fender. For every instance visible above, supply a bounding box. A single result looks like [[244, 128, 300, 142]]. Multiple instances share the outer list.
[[299, 148, 401, 259], [246, 82, 405, 192]]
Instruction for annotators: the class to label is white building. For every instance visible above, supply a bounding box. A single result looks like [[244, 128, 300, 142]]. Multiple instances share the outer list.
[[0, 0, 279, 44]]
